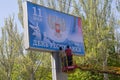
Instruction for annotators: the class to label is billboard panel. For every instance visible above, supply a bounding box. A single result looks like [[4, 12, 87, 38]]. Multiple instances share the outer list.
[[23, 1, 85, 55]]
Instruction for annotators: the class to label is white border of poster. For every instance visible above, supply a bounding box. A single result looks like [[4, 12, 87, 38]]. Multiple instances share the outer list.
[[23, 1, 85, 55]]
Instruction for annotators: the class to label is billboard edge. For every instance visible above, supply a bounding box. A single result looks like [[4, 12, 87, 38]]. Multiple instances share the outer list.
[[23, 1, 30, 49], [26, 1, 81, 19], [23, 1, 85, 55]]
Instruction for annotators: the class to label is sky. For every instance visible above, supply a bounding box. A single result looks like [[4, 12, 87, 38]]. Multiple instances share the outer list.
[[0, 0, 23, 37], [0, 0, 120, 38]]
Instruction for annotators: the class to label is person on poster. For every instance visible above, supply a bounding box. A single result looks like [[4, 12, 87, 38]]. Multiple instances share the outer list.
[[65, 45, 73, 66], [29, 23, 41, 40]]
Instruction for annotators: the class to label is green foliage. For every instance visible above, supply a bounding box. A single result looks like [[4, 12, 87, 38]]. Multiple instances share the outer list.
[[0, 16, 22, 80], [108, 53, 120, 67], [0, 0, 119, 80], [17, 0, 120, 80], [72, 0, 119, 80], [68, 69, 103, 80]]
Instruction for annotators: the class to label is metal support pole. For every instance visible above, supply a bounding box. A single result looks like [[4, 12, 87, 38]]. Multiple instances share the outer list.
[[51, 52, 68, 80]]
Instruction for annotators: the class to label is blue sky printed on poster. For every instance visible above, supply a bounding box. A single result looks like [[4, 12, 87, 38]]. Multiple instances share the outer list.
[[26, 1, 85, 55]]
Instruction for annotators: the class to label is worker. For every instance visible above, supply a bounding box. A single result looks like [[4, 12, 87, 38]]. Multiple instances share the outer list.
[[65, 45, 73, 66], [59, 47, 67, 67]]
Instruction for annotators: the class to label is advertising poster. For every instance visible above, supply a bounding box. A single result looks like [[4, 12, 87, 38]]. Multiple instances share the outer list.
[[24, 1, 85, 55]]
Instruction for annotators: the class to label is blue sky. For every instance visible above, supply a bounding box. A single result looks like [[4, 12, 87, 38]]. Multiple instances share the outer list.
[[0, 0, 23, 37], [0, 0, 119, 38]]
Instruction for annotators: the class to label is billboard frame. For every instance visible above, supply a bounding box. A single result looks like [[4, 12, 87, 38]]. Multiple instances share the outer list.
[[23, 1, 85, 55]]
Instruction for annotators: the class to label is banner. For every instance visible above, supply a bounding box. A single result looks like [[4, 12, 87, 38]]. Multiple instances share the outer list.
[[24, 1, 85, 55]]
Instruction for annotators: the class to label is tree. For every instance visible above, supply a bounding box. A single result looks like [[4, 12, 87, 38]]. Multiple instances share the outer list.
[[116, 0, 120, 12], [72, 0, 119, 80], [115, 0, 120, 53], [0, 16, 23, 80], [18, 0, 120, 80]]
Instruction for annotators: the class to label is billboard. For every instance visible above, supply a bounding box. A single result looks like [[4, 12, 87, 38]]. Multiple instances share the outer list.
[[23, 1, 85, 55]]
